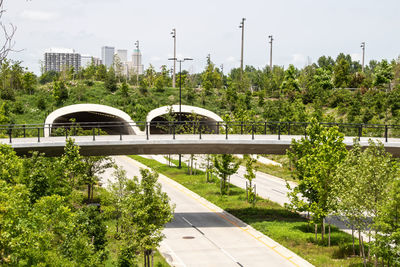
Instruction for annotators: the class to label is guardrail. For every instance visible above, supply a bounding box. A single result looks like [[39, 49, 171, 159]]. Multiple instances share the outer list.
[[0, 121, 399, 143]]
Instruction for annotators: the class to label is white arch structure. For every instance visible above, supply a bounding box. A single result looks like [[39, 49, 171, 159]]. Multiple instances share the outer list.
[[44, 104, 141, 137], [146, 105, 223, 123]]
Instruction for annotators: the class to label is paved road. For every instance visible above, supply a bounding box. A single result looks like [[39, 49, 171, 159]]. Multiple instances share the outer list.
[[101, 156, 313, 267], [154, 154, 361, 238]]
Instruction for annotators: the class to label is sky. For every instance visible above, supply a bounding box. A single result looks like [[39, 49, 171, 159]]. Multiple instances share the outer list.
[[3, 0, 400, 74]]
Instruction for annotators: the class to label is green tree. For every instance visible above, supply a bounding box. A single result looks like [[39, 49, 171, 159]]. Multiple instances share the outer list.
[[105, 67, 117, 92], [280, 64, 299, 98], [333, 58, 351, 88], [22, 72, 37, 94], [213, 154, 240, 195], [82, 156, 114, 202], [287, 119, 347, 243], [243, 154, 257, 204], [373, 59, 393, 90], [53, 80, 68, 105], [119, 169, 174, 267]]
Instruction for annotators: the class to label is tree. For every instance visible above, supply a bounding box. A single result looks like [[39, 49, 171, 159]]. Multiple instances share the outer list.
[[213, 154, 240, 195], [280, 64, 299, 98], [373, 59, 393, 90], [373, 177, 400, 265], [53, 80, 68, 105], [82, 156, 114, 202], [119, 169, 174, 267], [105, 67, 117, 92], [0, 0, 17, 64], [243, 154, 257, 204], [287, 119, 347, 243], [333, 58, 351, 88], [333, 140, 398, 264], [22, 72, 37, 94]]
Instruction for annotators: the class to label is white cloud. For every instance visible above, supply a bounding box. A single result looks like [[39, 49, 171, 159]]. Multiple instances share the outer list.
[[20, 10, 58, 21]]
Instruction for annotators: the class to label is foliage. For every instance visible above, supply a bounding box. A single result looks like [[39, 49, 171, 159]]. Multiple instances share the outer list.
[[119, 169, 174, 266], [213, 154, 240, 195], [287, 119, 347, 242]]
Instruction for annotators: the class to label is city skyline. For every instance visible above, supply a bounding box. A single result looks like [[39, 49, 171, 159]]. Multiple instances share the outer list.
[[3, 0, 400, 74]]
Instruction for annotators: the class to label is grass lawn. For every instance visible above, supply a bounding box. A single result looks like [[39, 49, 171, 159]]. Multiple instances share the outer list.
[[130, 155, 368, 267], [104, 219, 170, 267]]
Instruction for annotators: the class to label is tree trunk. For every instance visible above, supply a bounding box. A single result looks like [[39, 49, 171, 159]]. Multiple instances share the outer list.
[[91, 184, 94, 201], [315, 223, 318, 243], [321, 218, 325, 243], [87, 184, 91, 202], [352, 226, 356, 255], [360, 235, 366, 267], [328, 223, 331, 247], [358, 229, 362, 257]]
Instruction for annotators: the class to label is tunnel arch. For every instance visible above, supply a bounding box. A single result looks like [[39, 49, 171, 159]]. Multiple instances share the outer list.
[[146, 105, 223, 134], [44, 104, 141, 137]]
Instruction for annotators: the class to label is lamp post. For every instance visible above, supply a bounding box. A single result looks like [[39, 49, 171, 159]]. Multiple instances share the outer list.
[[168, 57, 193, 168], [239, 18, 246, 82], [360, 42, 365, 72], [135, 40, 140, 86], [171, 29, 176, 88], [268, 35, 273, 70]]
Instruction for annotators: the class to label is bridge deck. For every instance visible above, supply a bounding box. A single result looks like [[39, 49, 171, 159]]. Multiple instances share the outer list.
[[1, 134, 400, 157]]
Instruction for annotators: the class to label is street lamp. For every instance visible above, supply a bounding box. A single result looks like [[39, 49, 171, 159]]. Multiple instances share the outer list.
[[239, 18, 246, 81], [268, 35, 274, 70], [171, 29, 176, 88], [135, 40, 140, 86], [168, 57, 193, 168], [360, 42, 365, 72]]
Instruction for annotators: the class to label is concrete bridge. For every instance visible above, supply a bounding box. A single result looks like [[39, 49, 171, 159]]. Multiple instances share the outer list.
[[1, 133, 399, 157]]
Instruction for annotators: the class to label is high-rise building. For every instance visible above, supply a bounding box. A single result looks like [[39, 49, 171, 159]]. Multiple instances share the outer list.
[[116, 49, 128, 63], [101, 46, 115, 68], [44, 48, 81, 72], [127, 48, 144, 75], [81, 55, 102, 68]]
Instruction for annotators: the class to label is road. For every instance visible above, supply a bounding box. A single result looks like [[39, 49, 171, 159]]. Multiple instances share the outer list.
[[153, 154, 360, 237], [101, 156, 313, 267]]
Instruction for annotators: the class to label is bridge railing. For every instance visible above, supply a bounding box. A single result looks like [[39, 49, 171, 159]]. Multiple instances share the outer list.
[[0, 121, 397, 143]]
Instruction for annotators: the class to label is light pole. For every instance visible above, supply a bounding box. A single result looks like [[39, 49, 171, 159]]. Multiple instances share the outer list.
[[268, 35, 274, 70], [135, 40, 140, 86], [361, 42, 365, 72], [239, 18, 246, 82], [168, 57, 193, 168], [171, 29, 176, 88]]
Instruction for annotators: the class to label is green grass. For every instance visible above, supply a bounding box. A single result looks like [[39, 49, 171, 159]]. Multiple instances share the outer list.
[[104, 219, 170, 267], [130, 155, 369, 267]]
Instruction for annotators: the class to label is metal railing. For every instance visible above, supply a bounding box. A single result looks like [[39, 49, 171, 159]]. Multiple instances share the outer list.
[[0, 120, 399, 144]]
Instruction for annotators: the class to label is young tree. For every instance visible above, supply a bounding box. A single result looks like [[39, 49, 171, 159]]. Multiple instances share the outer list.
[[105, 67, 117, 92], [82, 156, 114, 202], [213, 154, 240, 195], [119, 169, 174, 267], [287, 119, 347, 243], [53, 80, 68, 105], [243, 154, 257, 204]]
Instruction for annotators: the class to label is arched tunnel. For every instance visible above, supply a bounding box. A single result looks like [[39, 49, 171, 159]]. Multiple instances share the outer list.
[[52, 111, 135, 135], [149, 113, 219, 134], [45, 104, 138, 137], [147, 105, 223, 135]]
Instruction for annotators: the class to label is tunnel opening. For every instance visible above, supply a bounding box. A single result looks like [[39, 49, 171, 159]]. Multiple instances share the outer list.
[[150, 112, 218, 134], [51, 111, 134, 136]]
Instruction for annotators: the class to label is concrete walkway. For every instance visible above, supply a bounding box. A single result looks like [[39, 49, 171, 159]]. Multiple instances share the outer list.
[[102, 156, 313, 267]]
